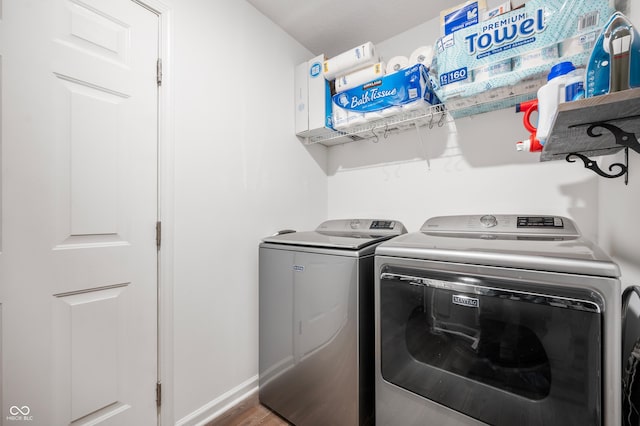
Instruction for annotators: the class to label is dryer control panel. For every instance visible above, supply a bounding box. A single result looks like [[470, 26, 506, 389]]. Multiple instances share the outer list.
[[421, 215, 580, 238]]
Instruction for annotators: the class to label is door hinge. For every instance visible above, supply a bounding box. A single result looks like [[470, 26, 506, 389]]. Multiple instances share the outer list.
[[156, 381, 162, 407], [156, 221, 162, 249], [156, 58, 162, 86]]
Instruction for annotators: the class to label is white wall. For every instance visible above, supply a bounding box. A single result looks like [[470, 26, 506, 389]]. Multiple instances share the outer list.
[[167, 0, 328, 422], [328, 17, 599, 238]]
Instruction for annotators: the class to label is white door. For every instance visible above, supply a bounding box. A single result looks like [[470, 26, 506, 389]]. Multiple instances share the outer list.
[[0, 0, 160, 425]]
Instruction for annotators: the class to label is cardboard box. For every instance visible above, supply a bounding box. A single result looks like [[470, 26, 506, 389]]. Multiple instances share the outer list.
[[294, 61, 309, 135], [295, 54, 334, 137], [440, 0, 488, 36]]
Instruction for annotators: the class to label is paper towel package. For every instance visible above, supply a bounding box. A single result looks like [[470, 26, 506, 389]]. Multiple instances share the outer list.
[[331, 64, 439, 123], [295, 54, 334, 137], [335, 62, 385, 93], [323, 42, 378, 81], [433, 0, 614, 116]]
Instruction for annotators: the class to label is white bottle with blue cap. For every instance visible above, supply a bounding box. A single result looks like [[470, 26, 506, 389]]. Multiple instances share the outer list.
[[536, 61, 585, 145]]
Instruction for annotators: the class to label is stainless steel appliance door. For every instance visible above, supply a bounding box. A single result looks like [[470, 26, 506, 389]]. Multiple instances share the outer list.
[[259, 246, 367, 425], [379, 265, 603, 426]]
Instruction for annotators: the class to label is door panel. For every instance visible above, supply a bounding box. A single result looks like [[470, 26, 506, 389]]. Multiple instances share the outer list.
[[379, 267, 602, 426], [1, 1, 159, 425], [259, 246, 359, 426]]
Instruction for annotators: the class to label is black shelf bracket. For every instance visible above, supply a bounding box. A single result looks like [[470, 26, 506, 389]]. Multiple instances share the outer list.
[[566, 150, 628, 181], [566, 121, 640, 185]]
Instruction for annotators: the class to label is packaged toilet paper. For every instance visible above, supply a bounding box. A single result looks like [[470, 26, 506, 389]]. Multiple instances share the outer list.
[[323, 42, 379, 81], [331, 64, 440, 115], [332, 103, 380, 129], [433, 0, 614, 116]]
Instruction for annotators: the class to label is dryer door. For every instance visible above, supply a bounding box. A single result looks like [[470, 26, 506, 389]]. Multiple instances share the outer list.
[[379, 267, 603, 426]]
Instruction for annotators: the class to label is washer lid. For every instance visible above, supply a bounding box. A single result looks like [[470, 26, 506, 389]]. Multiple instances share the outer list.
[[262, 219, 407, 250], [377, 215, 620, 278]]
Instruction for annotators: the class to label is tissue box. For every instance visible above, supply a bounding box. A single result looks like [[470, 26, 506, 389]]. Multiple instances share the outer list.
[[295, 54, 334, 137], [440, 0, 488, 36], [433, 0, 614, 117], [332, 64, 439, 114]]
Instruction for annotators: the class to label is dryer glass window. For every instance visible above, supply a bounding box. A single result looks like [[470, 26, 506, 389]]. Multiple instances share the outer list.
[[379, 267, 603, 426]]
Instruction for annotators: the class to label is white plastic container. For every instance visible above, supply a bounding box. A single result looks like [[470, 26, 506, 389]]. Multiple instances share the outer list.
[[536, 61, 585, 145]]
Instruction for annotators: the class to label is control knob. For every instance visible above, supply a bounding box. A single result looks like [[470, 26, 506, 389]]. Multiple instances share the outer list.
[[480, 215, 498, 228]]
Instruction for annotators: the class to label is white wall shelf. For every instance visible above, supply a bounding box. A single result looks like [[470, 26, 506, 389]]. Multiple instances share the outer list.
[[541, 88, 640, 184]]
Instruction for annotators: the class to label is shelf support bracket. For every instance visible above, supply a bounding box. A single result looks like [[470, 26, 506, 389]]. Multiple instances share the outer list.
[[586, 121, 640, 154], [565, 121, 640, 184], [566, 151, 628, 180]]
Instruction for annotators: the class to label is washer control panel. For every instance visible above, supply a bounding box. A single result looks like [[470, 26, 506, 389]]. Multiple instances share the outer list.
[[517, 216, 564, 228], [316, 219, 407, 236], [421, 214, 579, 237], [370, 220, 396, 230]]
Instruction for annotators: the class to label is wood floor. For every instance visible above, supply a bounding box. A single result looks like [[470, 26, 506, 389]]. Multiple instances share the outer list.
[[206, 394, 290, 426]]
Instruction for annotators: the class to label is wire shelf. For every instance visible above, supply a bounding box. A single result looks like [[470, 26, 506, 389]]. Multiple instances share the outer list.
[[301, 91, 543, 146], [305, 104, 448, 146]]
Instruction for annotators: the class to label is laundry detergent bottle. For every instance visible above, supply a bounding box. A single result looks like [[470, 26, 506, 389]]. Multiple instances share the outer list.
[[536, 62, 584, 145]]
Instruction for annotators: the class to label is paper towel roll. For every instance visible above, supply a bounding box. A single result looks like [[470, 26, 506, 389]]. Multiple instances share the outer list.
[[560, 34, 593, 57], [335, 62, 386, 93], [409, 46, 434, 69], [323, 42, 378, 81], [386, 56, 410, 74], [512, 46, 559, 71], [473, 59, 512, 82]]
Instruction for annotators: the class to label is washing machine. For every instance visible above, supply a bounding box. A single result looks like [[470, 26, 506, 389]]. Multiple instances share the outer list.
[[374, 215, 622, 426], [259, 219, 406, 426]]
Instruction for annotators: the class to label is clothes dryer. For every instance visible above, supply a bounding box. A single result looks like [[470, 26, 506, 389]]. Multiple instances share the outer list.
[[375, 215, 621, 426], [259, 219, 406, 426]]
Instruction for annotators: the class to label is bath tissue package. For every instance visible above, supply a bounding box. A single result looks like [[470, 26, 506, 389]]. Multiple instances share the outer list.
[[323, 42, 378, 81], [331, 64, 439, 124], [335, 62, 385, 93], [433, 0, 614, 116]]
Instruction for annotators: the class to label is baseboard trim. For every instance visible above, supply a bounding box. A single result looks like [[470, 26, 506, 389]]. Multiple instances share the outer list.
[[175, 375, 258, 426]]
